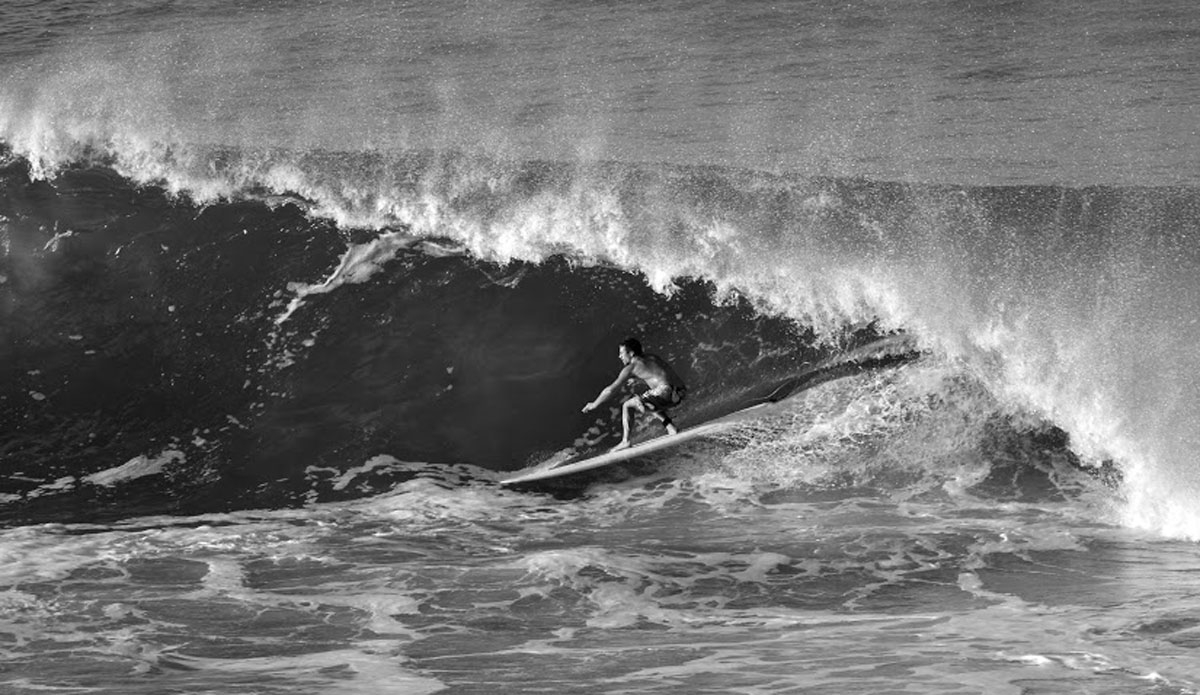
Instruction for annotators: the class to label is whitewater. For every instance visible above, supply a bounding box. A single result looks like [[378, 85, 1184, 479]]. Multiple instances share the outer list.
[[2, 1, 1200, 693]]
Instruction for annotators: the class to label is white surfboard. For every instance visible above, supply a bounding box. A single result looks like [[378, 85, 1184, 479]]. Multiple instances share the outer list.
[[498, 402, 774, 486]]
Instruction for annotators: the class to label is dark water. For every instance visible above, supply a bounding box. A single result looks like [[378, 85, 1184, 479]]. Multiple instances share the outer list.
[[0, 150, 837, 522]]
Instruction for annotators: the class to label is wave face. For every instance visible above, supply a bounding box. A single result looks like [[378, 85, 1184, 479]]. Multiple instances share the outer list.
[[0, 144, 1196, 539]]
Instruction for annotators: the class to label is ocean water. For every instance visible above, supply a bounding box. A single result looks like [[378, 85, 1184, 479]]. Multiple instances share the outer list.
[[3, 1, 1200, 693]]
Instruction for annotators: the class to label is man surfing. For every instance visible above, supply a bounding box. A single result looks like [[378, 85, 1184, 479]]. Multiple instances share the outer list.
[[582, 338, 688, 451]]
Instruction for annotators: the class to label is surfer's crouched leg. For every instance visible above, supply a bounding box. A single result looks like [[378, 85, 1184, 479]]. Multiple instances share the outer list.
[[651, 408, 678, 435], [639, 386, 684, 436]]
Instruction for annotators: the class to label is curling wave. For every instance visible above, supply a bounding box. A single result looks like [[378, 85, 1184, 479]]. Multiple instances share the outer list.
[[1, 141, 1198, 538]]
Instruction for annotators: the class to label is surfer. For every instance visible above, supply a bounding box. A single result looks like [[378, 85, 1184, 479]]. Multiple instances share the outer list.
[[582, 338, 687, 451]]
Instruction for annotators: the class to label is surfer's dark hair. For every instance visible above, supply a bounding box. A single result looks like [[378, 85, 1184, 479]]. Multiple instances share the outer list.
[[620, 338, 643, 356]]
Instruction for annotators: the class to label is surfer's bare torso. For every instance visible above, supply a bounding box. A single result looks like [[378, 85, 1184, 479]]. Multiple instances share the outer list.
[[627, 354, 683, 392]]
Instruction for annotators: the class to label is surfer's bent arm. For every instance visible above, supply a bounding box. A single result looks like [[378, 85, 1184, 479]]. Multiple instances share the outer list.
[[582, 365, 634, 412]]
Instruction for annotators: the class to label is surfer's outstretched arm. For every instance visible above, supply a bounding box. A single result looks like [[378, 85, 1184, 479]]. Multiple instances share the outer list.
[[582, 364, 634, 412]]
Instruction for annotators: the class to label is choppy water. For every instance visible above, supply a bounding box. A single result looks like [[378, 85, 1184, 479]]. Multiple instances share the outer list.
[[2, 1, 1200, 693]]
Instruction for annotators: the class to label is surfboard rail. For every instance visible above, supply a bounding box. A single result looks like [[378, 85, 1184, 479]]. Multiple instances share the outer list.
[[498, 402, 771, 485]]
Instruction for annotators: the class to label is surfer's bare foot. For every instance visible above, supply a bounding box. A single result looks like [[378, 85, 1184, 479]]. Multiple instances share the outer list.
[[610, 440, 631, 452], [665, 423, 678, 436]]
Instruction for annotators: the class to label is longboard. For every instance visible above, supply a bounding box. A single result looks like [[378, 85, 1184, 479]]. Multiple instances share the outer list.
[[498, 402, 774, 486]]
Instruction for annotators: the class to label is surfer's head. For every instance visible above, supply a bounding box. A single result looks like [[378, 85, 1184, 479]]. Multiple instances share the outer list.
[[619, 337, 643, 363]]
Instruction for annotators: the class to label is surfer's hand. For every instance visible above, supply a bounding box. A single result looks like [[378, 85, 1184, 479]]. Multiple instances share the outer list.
[[582, 401, 596, 413]]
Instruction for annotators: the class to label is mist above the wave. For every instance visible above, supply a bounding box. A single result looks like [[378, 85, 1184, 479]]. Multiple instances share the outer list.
[[5, 0, 1199, 188], [0, 1, 611, 180]]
